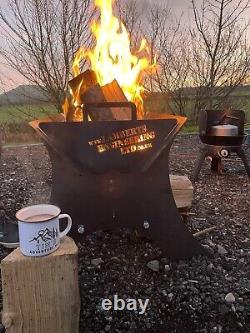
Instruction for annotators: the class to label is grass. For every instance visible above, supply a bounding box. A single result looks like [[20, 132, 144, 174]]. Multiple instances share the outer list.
[[0, 104, 58, 144], [0, 103, 57, 124], [0, 97, 249, 144]]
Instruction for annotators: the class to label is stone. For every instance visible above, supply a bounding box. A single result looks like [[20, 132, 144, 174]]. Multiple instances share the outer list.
[[225, 293, 235, 303], [147, 260, 160, 272], [161, 290, 167, 296], [217, 245, 228, 255], [168, 293, 174, 301], [164, 265, 171, 272], [91, 258, 104, 266], [202, 244, 214, 255], [207, 263, 214, 271]]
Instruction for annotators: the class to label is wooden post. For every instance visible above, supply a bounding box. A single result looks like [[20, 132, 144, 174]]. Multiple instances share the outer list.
[[1, 236, 80, 333]]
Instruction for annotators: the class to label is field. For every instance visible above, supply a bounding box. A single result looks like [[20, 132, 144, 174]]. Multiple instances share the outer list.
[[0, 104, 57, 123], [0, 94, 250, 144], [0, 104, 57, 144]]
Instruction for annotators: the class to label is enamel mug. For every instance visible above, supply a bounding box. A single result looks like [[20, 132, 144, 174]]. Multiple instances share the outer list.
[[16, 204, 72, 257]]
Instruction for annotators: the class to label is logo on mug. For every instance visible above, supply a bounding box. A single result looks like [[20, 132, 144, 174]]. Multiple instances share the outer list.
[[29, 227, 59, 255]]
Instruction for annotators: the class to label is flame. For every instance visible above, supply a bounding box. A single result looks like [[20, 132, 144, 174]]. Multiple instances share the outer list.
[[63, 0, 154, 120]]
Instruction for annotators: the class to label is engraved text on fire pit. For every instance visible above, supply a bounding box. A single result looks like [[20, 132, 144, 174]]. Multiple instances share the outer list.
[[88, 125, 155, 155]]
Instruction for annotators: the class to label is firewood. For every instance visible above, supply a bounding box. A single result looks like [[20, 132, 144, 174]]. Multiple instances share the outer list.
[[82, 83, 114, 120], [102, 80, 131, 120], [82, 79, 131, 121], [211, 157, 224, 174], [68, 69, 98, 97], [66, 70, 98, 122]]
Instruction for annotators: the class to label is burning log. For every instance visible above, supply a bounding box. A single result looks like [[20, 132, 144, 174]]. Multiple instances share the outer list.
[[68, 69, 98, 93], [65, 70, 132, 121], [82, 79, 131, 121], [65, 70, 98, 122]]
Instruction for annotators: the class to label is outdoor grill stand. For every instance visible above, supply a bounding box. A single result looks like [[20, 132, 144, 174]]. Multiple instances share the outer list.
[[32, 102, 208, 259], [192, 109, 250, 181]]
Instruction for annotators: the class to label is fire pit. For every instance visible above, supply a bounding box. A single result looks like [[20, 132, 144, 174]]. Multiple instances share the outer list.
[[27, 0, 209, 259], [193, 109, 250, 181], [31, 102, 208, 259]]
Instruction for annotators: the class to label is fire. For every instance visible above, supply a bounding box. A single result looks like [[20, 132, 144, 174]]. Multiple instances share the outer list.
[[88, 0, 150, 115], [64, 0, 154, 120]]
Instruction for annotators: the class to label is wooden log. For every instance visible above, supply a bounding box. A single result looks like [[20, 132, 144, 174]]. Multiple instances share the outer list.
[[68, 69, 98, 95], [82, 83, 115, 120], [66, 70, 98, 121], [101, 80, 131, 120], [211, 156, 224, 174], [82, 79, 131, 120], [1, 236, 80, 333], [170, 175, 194, 209]]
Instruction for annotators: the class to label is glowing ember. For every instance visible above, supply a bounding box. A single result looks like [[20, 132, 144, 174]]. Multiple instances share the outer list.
[[64, 0, 154, 119]]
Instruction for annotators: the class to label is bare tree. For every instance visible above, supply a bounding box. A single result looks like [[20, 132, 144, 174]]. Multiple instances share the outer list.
[[190, 0, 250, 118], [0, 0, 95, 111], [145, 4, 193, 116], [115, 0, 144, 50]]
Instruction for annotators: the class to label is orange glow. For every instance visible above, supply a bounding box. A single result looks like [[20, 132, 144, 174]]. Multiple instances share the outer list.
[[63, 0, 154, 119]]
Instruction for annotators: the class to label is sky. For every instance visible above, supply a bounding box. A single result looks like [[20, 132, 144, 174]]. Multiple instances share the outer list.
[[0, 0, 191, 90], [0, 0, 249, 91]]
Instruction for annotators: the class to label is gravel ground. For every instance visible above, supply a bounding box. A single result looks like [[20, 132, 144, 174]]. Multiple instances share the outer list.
[[0, 135, 249, 333]]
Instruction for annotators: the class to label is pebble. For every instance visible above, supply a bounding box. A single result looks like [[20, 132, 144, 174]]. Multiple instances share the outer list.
[[164, 264, 171, 272], [147, 260, 160, 272], [168, 293, 174, 301], [1, 134, 250, 333], [207, 263, 214, 271], [105, 325, 111, 332], [91, 258, 104, 266], [202, 244, 214, 254], [217, 245, 228, 255], [162, 290, 167, 296], [225, 292, 236, 303]]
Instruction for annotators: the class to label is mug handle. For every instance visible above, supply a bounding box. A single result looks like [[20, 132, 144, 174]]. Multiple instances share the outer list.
[[58, 214, 72, 238]]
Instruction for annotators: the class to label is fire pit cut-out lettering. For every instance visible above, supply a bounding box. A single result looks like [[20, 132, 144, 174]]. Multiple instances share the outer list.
[[88, 124, 155, 155]]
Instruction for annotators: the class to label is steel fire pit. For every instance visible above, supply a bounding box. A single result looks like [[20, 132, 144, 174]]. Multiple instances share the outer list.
[[31, 102, 208, 259]]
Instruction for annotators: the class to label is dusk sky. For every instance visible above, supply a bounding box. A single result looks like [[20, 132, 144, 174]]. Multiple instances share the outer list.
[[0, 0, 192, 90], [0, 0, 249, 91]]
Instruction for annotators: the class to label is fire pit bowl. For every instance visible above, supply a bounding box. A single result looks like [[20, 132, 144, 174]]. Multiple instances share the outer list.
[[31, 102, 208, 259]]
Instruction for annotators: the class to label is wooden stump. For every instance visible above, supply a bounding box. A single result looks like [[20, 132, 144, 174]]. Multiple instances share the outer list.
[[1, 236, 80, 333]]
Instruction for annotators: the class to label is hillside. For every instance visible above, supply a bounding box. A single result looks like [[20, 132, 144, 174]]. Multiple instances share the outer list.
[[0, 85, 50, 106]]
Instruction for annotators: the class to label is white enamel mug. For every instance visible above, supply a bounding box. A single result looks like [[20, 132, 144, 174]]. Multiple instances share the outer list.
[[16, 204, 72, 257]]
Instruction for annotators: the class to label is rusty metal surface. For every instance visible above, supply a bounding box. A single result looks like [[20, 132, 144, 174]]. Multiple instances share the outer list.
[[34, 105, 207, 259]]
